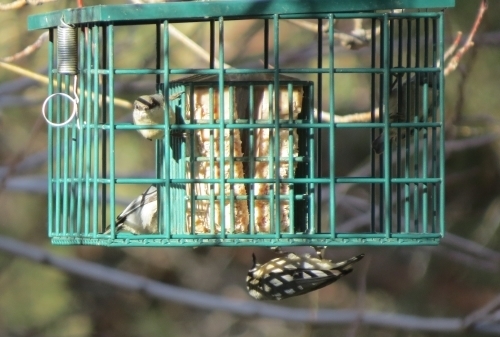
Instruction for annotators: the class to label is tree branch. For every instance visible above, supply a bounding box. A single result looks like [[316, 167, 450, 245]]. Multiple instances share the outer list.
[[444, 0, 488, 76], [0, 235, 499, 334], [1, 32, 48, 62], [0, 0, 57, 10], [464, 294, 500, 329]]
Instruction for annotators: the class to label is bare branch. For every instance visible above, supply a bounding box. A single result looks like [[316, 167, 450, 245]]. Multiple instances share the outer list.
[[0, 36, 127, 195], [1, 235, 500, 334], [287, 18, 330, 33], [0, 62, 133, 109], [0, 61, 51, 86], [1, 32, 48, 62], [128, 0, 231, 68], [353, 18, 363, 31], [347, 255, 370, 337], [0, 115, 45, 195], [431, 245, 499, 273], [313, 109, 372, 123], [334, 134, 498, 199], [0, 151, 47, 177], [289, 18, 378, 50], [333, 0, 487, 124], [336, 31, 370, 50], [444, 0, 488, 76], [464, 294, 500, 329], [168, 25, 232, 69], [442, 233, 500, 263], [0, 0, 56, 10], [444, 31, 463, 61]]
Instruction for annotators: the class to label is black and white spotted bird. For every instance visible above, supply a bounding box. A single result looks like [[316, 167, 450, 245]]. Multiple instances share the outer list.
[[246, 251, 364, 300]]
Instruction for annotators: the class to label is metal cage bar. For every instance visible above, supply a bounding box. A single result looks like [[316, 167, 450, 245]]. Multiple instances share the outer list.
[[36, 4, 449, 247]]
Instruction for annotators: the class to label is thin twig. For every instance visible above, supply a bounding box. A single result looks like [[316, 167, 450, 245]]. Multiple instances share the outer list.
[[333, 0, 487, 124], [128, 0, 232, 68], [0, 32, 131, 191], [444, 31, 463, 61], [0, 115, 45, 195], [0, 61, 133, 109], [289, 18, 378, 50], [288, 19, 330, 33], [444, 0, 488, 76], [0, 0, 57, 10], [464, 294, 500, 329], [431, 245, 499, 273], [1, 32, 49, 62], [0, 151, 47, 178], [442, 233, 500, 263], [168, 25, 232, 69], [347, 255, 370, 337], [333, 134, 498, 215]]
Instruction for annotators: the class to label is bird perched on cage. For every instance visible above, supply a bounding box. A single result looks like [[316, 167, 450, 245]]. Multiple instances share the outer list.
[[246, 251, 364, 300], [372, 73, 439, 154], [104, 185, 158, 234], [133, 92, 183, 140]]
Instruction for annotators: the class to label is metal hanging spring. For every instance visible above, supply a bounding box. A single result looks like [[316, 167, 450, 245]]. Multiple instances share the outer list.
[[42, 18, 80, 129], [57, 18, 78, 75]]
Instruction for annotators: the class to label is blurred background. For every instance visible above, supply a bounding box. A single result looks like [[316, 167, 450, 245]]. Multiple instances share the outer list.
[[1, 0, 500, 336]]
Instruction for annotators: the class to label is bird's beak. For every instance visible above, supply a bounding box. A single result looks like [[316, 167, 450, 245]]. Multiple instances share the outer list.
[[251, 253, 257, 269]]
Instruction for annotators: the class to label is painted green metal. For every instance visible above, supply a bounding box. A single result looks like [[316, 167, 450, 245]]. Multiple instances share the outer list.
[[28, 0, 454, 30], [38, 2, 448, 247]]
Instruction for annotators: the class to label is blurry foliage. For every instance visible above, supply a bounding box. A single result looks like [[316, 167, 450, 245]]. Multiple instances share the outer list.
[[0, 0, 500, 336], [0, 260, 75, 335]]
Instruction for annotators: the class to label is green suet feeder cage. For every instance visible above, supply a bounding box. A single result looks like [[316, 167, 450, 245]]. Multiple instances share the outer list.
[[28, 0, 454, 247]]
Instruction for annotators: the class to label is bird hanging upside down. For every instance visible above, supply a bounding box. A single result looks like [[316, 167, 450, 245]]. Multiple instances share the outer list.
[[246, 250, 364, 300]]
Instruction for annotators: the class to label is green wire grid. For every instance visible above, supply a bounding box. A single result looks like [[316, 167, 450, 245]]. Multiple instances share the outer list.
[[28, 0, 453, 247]]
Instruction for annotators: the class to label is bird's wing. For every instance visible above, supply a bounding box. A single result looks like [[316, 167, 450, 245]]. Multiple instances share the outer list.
[[261, 269, 342, 297], [268, 268, 340, 286], [291, 268, 348, 285], [116, 185, 157, 224]]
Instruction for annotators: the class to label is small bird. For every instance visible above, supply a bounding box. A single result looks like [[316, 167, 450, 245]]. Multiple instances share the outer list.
[[372, 73, 439, 154], [133, 92, 182, 140], [246, 251, 364, 300], [105, 185, 159, 234]]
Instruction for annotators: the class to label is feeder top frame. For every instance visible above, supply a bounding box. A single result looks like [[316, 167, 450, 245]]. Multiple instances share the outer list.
[[28, 0, 454, 30]]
